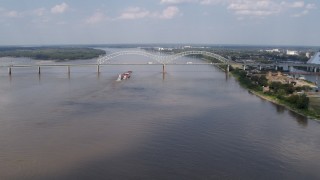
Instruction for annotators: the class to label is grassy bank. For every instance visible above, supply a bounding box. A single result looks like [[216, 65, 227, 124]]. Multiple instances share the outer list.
[[230, 68, 320, 120], [248, 89, 320, 120]]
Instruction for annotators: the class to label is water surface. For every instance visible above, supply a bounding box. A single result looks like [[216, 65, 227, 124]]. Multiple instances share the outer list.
[[1, 50, 320, 179]]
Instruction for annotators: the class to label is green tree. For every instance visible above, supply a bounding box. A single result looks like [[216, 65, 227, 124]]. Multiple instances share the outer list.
[[276, 89, 286, 99], [258, 75, 268, 87], [296, 94, 309, 109], [269, 82, 282, 92]]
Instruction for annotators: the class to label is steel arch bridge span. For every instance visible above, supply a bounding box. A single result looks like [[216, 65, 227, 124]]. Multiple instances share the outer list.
[[165, 51, 229, 64], [97, 51, 161, 64], [97, 50, 229, 64]]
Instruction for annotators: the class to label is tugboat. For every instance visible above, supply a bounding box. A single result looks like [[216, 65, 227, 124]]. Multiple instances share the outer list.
[[117, 71, 132, 81]]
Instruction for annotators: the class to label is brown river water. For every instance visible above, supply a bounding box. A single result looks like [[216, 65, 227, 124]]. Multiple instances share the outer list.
[[0, 49, 320, 179]]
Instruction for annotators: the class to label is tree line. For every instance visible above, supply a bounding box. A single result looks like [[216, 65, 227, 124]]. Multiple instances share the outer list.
[[0, 47, 106, 60], [233, 69, 310, 110]]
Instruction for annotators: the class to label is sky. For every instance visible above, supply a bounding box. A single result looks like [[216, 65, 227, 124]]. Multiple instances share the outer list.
[[0, 0, 319, 46]]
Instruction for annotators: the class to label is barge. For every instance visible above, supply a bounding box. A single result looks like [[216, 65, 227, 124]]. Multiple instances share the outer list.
[[117, 71, 132, 81]]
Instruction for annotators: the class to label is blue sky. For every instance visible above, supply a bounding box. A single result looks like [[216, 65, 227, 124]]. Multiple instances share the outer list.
[[0, 0, 319, 46]]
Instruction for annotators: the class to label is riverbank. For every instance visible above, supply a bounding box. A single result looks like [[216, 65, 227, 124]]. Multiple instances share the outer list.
[[0, 47, 106, 60], [229, 68, 320, 121], [248, 89, 320, 120]]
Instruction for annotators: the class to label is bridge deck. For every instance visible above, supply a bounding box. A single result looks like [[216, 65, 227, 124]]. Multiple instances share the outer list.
[[1, 63, 223, 68]]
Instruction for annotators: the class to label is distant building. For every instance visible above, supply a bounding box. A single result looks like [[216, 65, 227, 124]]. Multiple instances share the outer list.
[[286, 50, 299, 55], [266, 49, 280, 53], [307, 51, 320, 64], [306, 52, 311, 58]]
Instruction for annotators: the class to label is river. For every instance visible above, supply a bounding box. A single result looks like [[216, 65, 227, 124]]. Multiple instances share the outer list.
[[0, 49, 320, 180]]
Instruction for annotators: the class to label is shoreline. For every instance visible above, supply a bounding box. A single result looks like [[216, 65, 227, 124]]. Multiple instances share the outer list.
[[193, 60, 319, 121], [248, 90, 319, 121], [227, 71, 320, 121]]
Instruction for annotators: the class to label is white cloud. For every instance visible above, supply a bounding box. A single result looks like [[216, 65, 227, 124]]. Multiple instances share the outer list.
[[118, 7, 150, 20], [33, 8, 46, 16], [306, 3, 317, 10], [118, 6, 180, 20], [227, 1, 283, 17], [160, 0, 223, 5], [289, 1, 305, 8], [160, 0, 196, 4], [0, 8, 20, 18], [159, 0, 317, 18], [291, 3, 317, 18], [85, 11, 108, 24], [157, 6, 180, 19], [292, 9, 309, 17], [288, 2, 317, 18], [200, 0, 225, 5], [51, 2, 69, 14], [5, 10, 20, 18], [226, 0, 318, 18]]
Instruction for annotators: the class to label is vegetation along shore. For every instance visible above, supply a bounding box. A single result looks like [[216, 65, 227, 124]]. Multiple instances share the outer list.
[[0, 47, 106, 60], [230, 67, 320, 120]]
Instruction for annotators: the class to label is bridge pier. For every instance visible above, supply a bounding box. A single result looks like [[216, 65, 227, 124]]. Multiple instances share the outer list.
[[97, 65, 100, 73], [162, 64, 166, 74], [38, 66, 41, 74], [8, 67, 12, 75]]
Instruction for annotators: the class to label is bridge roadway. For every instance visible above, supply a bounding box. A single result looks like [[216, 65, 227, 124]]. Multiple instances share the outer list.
[[3, 62, 320, 75], [1, 63, 225, 75]]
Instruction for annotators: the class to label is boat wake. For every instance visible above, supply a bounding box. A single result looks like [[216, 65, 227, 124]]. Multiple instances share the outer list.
[[116, 71, 132, 81]]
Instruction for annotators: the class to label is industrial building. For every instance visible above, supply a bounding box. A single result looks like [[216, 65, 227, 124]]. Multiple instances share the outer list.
[[286, 50, 299, 55]]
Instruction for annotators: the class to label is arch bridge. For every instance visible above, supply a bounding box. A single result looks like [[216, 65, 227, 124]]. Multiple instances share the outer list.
[[97, 50, 230, 65], [3, 50, 231, 75]]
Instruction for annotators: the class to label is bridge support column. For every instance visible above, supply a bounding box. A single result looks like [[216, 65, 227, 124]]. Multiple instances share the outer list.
[[162, 64, 165, 74], [38, 66, 41, 74], [67, 66, 70, 74], [8, 67, 12, 75], [97, 65, 100, 73]]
